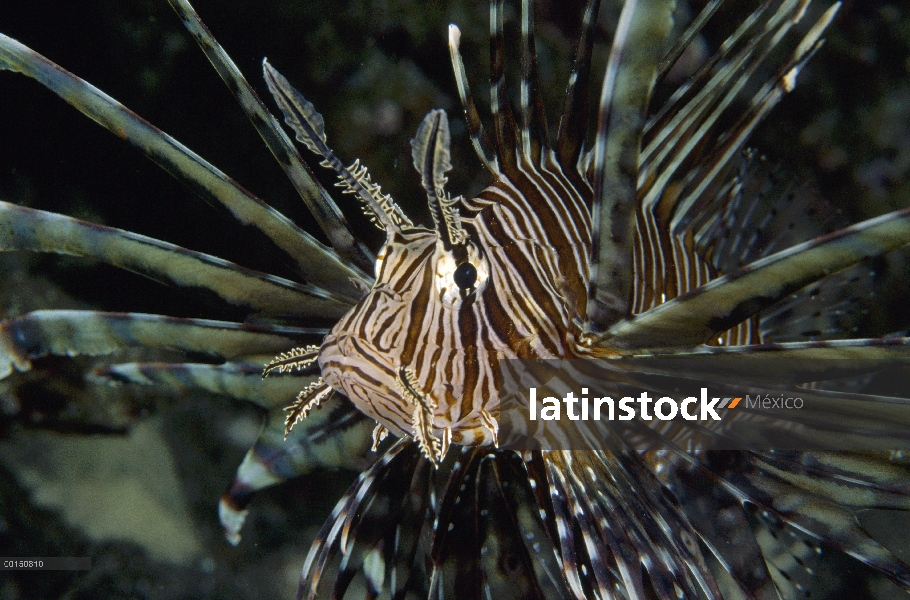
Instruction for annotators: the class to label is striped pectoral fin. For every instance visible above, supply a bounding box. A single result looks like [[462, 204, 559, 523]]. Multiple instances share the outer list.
[[586, 0, 677, 331], [0, 33, 367, 301], [629, 337, 910, 386], [166, 0, 374, 275], [220, 396, 373, 545], [680, 446, 910, 594], [94, 361, 310, 410], [0, 201, 351, 318], [298, 440, 429, 598], [471, 453, 562, 599], [751, 512, 823, 600], [547, 448, 726, 599], [543, 453, 646, 598], [600, 207, 910, 350], [0, 309, 325, 379], [333, 449, 435, 599], [430, 449, 562, 599], [764, 451, 910, 498], [754, 452, 910, 513], [739, 455, 910, 591], [642, 450, 781, 600]]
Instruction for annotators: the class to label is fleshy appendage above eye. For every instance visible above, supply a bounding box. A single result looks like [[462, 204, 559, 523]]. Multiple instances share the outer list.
[[435, 241, 488, 308]]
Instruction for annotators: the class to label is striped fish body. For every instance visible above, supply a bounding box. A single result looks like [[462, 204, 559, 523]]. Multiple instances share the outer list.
[[319, 165, 592, 449]]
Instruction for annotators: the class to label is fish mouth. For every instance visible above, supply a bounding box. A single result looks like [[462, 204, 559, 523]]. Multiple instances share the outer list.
[[319, 332, 502, 450]]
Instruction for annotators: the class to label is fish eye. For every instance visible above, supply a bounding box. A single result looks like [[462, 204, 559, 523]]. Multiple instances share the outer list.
[[453, 262, 477, 290], [434, 242, 488, 308]]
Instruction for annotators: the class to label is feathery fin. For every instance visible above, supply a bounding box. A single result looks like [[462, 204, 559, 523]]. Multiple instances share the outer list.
[[397, 368, 443, 466], [284, 377, 334, 437], [371, 424, 390, 452], [262, 345, 321, 377], [263, 60, 412, 232]]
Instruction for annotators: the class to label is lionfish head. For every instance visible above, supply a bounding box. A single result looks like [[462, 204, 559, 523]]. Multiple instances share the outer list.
[[316, 107, 515, 461]]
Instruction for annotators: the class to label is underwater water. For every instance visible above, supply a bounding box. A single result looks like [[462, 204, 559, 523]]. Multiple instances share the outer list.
[[1, 0, 909, 598]]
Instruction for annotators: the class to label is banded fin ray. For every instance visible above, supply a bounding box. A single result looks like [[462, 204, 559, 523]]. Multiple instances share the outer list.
[[643, 0, 793, 175], [220, 397, 372, 546], [332, 449, 435, 599], [727, 452, 910, 590], [543, 451, 645, 598], [600, 207, 910, 350], [545, 448, 726, 599], [664, 3, 841, 237], [95, 360, 311, 409], [556, 0, 602, 172], [656, 0, 726, 80], [572, 363, 910, 452], [629, 337, 910, 385], [165, 0, 375, 275], [629, 424, 910, 596], [489, 0, 520, 173], [0, 201, 350, 319], [750, 512, 822, 600], [429, 449, 566, 599], [586, 0, 676, 331], [636, 437, 832, 600], [0, 310, 323, 379], [756, 450, 910, 497], [447, 25, 500, 176], [518, 0, 549, 164], [0, 33, 365, 301], [641, 450, 782, 600]]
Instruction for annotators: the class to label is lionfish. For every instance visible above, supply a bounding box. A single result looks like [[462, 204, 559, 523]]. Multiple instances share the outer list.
[[2, 0, 910, 598]]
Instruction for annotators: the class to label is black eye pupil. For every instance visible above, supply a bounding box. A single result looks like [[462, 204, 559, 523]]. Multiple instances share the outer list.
[[453, 262, 477, 290]]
